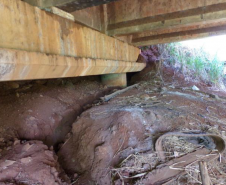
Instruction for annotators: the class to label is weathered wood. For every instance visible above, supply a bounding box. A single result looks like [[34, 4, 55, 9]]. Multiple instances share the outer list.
[[56, 0, 118, 12], [0, 48, 146, 81], [1, 0, 140, 63], [199, 161, 211, 185], [107, 0, 226, 25], [71, 5, 103, 31], [108, 2, 226, 30], [50, 7, 75, 21], [23, 0, 118, 11], [132, 19, 226, 42], [132, 25, 226, 46], [100, 4, 108, 33], [100, 83, 138, 101], [141, 149, 212, 185], [108, 2, 226, 36]]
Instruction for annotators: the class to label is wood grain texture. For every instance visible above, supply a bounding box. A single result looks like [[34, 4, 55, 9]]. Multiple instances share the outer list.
[[56, 0, 118, 12], [0, 48, 145, 81], [199, 161, 211, 185], [23, 0, 118, 11], [132, 25, 226, 46], [71, 5, 103, 31], [0, 0, 139, 63], [106, 0, 226, 45], [107, 0, 226, 24], [108, 3, 226, 36]]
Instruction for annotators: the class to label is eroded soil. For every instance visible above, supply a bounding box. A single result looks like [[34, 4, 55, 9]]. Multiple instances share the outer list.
[[0, 60, 225, 184]]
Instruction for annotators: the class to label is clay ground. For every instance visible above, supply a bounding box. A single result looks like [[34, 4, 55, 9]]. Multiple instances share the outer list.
[[0, 54, 225, 184]]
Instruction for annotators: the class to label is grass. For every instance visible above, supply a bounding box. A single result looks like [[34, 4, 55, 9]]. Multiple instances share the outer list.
[[157, 43, 225, 87]]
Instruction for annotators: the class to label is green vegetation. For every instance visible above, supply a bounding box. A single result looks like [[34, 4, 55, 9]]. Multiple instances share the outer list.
[[159, 43, 225, 86]]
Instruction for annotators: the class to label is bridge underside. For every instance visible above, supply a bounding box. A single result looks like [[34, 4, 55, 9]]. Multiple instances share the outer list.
[[1, 0, 226, 84]]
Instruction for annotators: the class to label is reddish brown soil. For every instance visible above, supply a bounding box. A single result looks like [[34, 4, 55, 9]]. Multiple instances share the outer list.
[[0, 77, 113, 147], [58, 104, 152, 184], [0, 61, 226, 184], [57, 78, 226, 184], [0, 140, 69, 184]]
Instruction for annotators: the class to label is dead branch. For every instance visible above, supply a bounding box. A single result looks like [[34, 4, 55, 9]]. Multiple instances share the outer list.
[[199, 161, 211, 185], [100, 84, 139, 102]]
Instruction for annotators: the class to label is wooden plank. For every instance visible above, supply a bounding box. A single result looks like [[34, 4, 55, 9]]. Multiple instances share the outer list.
[[107, 2, 226, 36], [106, 0, 226, 25], [71, 5, 103, 31], [132, 19, 226, 40], [100, 4, 108, 33], [141, 149, 211, 185], [23, 0, 118, 11], [1, 0, 140, 63], [0, 48, 146, 81], [132, 25, 226, 46], [56, 0, 118, 12], [199, 161, 211, 185], [50, 7, 75, 21]]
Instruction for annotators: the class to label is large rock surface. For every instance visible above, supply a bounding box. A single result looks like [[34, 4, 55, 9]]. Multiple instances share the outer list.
[[0, 140, 69, 184], [0, 79, 110, 147], [58, 104, 154, 184]]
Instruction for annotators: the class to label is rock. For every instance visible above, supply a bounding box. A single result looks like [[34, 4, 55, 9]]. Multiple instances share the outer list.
[[192, 85, 200, 91], [0, 81, 110, 147], [8, 82, 19, 89], [13, 139, 20, 145], [73, 173, 78, 179], [35, 80, 47, 85], [0, 141, 69, 184], [58, 104, 153, 184], [140, 94, 150, 100], [161, 87, 167, 92]]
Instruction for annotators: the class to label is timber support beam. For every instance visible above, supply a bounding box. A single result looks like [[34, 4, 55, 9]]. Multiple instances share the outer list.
[[23, 0, 118, 11], [132, 25, 226, 46], [105, 0, 226, 46], [0, 48, 144, 81], [0, 0, 145, 82], [101, 73, 127, 87], [108, 2, 226, 36]]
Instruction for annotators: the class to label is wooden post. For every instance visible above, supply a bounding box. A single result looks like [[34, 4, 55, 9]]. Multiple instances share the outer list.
[[199, 161, 211, 185], [101, 73, 127, 87]]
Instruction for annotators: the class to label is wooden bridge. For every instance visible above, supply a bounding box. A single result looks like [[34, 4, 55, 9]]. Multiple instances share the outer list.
[[1, 0, 226, 86]]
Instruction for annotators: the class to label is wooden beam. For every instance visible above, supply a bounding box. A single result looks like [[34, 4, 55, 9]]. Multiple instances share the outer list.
[[50, 7, 75, 21], [101, 73, 127, 87], [1, 0, 139, 63], [23, 0, 80, 9], [132, 19, 226, 41], [70, 5, 103, 32], [23, 0, 118, 11], [56, 0, 118, 12], [199, 161, 211, 185], [132, 25, 226, 46], [0, 48, 145, 81], [107, 2, 226, 36]]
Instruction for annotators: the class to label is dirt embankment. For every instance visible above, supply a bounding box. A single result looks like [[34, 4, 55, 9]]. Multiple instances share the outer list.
[[0, 54, 226, 184], [0, 77, 112, 147], [58, 77, 226, 184], [0, 76, 114, 184]]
